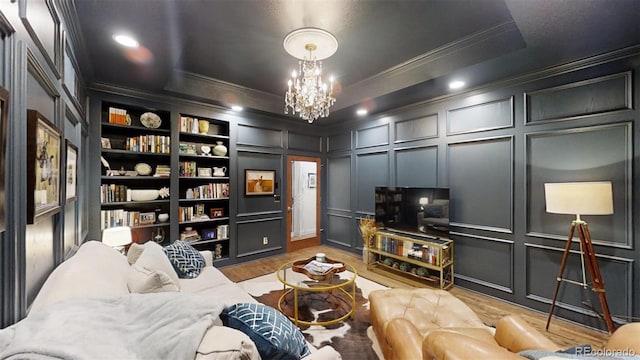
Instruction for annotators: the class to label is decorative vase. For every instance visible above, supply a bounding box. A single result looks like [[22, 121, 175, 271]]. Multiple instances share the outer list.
[[191, 118, 199, 133], [213, 141, 227, 156], [158, 213, 169, 222], [198, 120, 210, 134]]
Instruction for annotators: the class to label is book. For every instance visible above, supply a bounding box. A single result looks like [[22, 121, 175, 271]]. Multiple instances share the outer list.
[[302, 260, 343, 275]]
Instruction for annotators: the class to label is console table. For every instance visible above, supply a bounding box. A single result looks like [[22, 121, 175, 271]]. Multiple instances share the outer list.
[[367, 229, 454, 289]]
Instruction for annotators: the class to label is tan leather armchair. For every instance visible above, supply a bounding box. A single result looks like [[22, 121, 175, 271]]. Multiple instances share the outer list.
[[369, 288, 640, 360]]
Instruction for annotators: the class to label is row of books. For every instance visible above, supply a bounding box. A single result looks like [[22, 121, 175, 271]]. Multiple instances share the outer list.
[[178, 205, 209, 222], [377, 236, 449, 266], [100, 184, 129, 203], [185, 183, 229, 199], [100, 209, 157, 230], [179, 161, 198, 177], [108, 107, 129, 125], [121, 135, 171, 154]]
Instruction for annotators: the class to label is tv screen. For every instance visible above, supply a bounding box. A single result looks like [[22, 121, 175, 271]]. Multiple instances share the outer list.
[[375, 186, 450, 239]]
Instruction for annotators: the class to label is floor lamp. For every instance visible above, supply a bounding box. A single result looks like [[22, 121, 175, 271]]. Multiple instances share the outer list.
[[544, 181, 616, 334]]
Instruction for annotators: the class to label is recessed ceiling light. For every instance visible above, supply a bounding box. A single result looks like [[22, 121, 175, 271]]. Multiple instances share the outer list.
[[231, 105, 243, 112], [449, 80, 465, 90], [113, 34, 139, 48], [356, 109, 367, 116]]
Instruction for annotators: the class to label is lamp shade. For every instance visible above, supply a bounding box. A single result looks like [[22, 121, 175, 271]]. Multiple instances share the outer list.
[[544, 181, 613, 215], [102, 226, 133, 248]]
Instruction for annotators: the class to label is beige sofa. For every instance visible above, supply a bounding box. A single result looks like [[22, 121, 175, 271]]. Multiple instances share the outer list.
[[21, 240, 340, 360]]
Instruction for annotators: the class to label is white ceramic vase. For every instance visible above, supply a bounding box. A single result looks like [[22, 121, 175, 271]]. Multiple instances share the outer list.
[[213, 141, 227, 156]]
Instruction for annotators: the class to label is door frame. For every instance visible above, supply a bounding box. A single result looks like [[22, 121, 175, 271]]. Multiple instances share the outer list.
[[286, 155, 321, 252]]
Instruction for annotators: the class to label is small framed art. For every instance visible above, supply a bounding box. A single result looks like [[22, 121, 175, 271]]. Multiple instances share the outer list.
[[245, 169, 275, 196]]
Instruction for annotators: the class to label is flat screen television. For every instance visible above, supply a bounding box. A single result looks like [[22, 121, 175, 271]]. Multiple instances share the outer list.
[[374, 186, 450, 239]]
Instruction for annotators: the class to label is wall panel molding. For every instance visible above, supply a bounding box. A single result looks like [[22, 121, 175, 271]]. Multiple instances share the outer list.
[[356, 123, 389, 149], [447, 96, 513, 135], [524, 243, 633, 323], [356, 151, 389, 213], [19, 0, 61, 79], [327, 155, 351, 212], [525, 72, 632, 124], [447, 135, 514, 233], [236, 124, 283, 148], [394, 144, 438, 187], [394, 113, 438, 143], [327, 131, 352, 153], [452, 232, 514, 293], [525, 122, 632, 248], [287, 131, 322, 152]]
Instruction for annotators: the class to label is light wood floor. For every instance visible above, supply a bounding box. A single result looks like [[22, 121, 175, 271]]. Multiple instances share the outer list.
[[220, 245, 611, 350]]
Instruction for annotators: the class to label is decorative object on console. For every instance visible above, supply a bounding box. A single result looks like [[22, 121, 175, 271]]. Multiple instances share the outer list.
[[359, 216, 378, 264], [544, 181, 616, 334], [283, 28, 337, 123], [213, 141, 227, 156], [101, 226, 132, 253]]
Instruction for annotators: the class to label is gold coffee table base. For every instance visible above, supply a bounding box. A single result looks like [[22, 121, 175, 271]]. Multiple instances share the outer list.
[[276, 260, 357, 327]]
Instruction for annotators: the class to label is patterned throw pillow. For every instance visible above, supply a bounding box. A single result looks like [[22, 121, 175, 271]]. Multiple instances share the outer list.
[[163, 240, 205, 279], [220, 303, 311, 360]]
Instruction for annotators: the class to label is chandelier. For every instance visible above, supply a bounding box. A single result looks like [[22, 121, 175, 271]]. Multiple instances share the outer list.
[[283, 28, 338, 123]]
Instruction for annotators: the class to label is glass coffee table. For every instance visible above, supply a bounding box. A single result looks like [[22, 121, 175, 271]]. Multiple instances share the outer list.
[[276, 259, 357, 327]]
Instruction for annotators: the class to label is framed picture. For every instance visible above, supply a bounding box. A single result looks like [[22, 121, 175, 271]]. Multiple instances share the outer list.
[[139, 212, 156, 225], [308, 172, 316, 188], [197, 167, 212, 177], [202, 228, 217, 240], [0, 86, 8, 232], [27, 110, 62, 224], [245, 169, 275, 196], [101, 137, 111, 148], [210, 207, 224, 218], [65, 140, 78, 202]]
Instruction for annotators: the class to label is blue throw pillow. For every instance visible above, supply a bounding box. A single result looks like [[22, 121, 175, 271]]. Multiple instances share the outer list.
[[163, 240, 205, 279], [220, 303, 311, 360]]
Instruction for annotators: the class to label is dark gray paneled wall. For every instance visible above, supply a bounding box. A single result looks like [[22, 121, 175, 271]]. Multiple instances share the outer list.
[[0, 1, 89, 326], [324, 52, 639, 330]]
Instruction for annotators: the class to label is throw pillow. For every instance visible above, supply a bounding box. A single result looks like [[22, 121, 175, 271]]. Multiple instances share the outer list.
[[424, 204, 443, 218], [127, 263, 180, 293], [220, 303, 311, 360], [135, 241, 181, 288], [163, 240, 205, 279], [127, 242, 146, 264]]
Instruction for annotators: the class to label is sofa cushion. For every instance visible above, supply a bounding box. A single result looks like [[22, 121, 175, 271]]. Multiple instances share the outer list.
[[135, 241, 181, 288], [29, 241, 131, 313], [220, 303, 311, 360], [127, 242, 147, 264], [164, 240, 206, 279], [127, 263, 180, 293]]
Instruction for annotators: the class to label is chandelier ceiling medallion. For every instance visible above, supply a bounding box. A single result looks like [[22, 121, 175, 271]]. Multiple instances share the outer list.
[[283, 28, 338, 123]]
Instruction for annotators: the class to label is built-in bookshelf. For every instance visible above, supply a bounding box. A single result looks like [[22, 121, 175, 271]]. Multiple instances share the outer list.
[[100, 102, 172, 245], [177, 113, 230, 262]]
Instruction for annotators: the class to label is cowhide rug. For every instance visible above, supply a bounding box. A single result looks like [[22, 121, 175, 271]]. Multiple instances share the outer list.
[[238, 272, 388, 360]]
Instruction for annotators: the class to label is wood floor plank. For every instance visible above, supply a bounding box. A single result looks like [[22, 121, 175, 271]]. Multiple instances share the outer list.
[[219, 245, 611, 350]]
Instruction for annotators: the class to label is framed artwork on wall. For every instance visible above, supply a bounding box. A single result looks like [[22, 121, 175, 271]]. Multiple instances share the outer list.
[[0, 86, 8, 232], [308, 172, 316, 188], [65, 140, 77, 202], [245, 169, 275, 196], [26, 110, 62, 224]]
